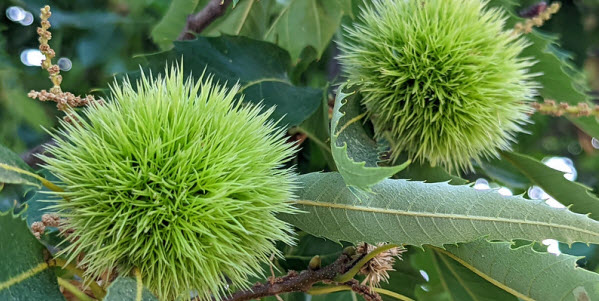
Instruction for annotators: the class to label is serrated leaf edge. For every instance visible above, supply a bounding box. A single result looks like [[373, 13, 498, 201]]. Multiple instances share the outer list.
[[331, 86, 410, 190], [294, 199, 599, 243]]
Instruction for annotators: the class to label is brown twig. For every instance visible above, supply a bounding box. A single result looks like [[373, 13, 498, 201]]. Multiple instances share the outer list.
[[177, 0, 233, 40], [217, 248, 387, 301], [343, 279, 382, 301], [220, 253, 350, 301]]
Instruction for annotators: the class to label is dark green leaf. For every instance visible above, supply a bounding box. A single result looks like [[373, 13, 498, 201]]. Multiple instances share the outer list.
[[380, 249, 423, 300], [134, 36, 322, 128], [414, 247, 517, 301], [0, 210, 64, 300], [292, 91, 335, 169], [0, 144, 40, 188], [478, 158, 531, 190], [395, 160, 467, 185]]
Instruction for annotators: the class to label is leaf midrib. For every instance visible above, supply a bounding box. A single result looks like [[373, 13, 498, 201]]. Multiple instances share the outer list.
[[237, 78, 291, 94], [433, 247, 533, 301], [0, 262, 49, 291], [263, 0, 293, 39], [295, 199, 598, 237], [436, 252, 479, 300]]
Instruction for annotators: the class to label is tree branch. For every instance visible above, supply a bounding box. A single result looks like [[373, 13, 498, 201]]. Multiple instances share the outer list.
[[177, 0, 233, 41], [219, 251, 382, 301]]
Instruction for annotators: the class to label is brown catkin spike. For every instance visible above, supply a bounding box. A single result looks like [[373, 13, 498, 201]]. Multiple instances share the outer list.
[[27, 5, 104, 121], [532, 99, 599, 118], [513, 2, 561, 35]]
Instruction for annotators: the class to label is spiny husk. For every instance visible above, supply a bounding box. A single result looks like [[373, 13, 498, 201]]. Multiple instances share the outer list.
[[338, 0, 537, 172], [42, 66, 298, 300]]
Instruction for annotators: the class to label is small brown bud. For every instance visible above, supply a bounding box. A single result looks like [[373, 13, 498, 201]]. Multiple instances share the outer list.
[[48, 65, 60, 75], [343, 246, 356, 257], [50, 86, 62, 94], [31, 221, 46, 238], [42, 214, 60, 227], [27, 91, 39, 99]]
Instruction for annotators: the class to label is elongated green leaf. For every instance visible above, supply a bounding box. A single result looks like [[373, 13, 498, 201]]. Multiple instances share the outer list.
[[283, 172, 599, 247], [331, 87, 409, 191], [442, 240, 599, 301], [151, 0, 199, 49], [412, 249, 451, 301], [0, 210, 64, 300], [263, 0, 352, 61], [0, 144, 40, 188], [413, 247, 517, 301], [501, 151, 599, 218], [104, 277, 158, 301], [203, 0, 272, 39], [134, 36, 322, 128]]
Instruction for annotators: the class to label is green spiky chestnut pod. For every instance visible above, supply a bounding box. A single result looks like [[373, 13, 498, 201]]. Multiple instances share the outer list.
[[41, 66, 298, 300], [338, 0, 537, 172]]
